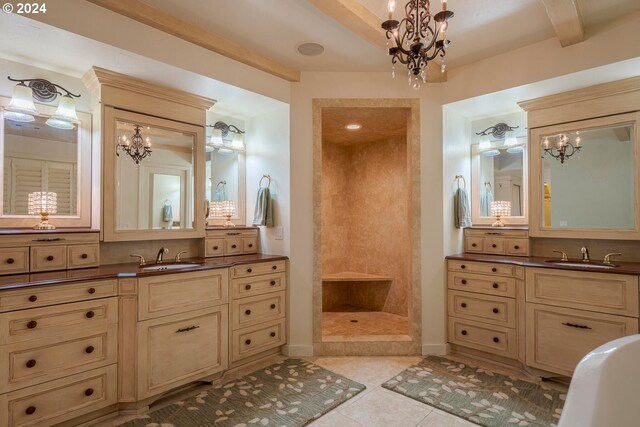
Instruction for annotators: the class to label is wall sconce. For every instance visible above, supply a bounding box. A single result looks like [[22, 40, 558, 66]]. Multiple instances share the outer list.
[[209, 200, 235, 227], [206, 121, 245, 153], [490, 200, 511, 227], [28, 192, 58, 230], [116, 124, 152, 165], [4, 77, 80, 129], [476, 123, 522, 157], [542, 132, 581, 164]]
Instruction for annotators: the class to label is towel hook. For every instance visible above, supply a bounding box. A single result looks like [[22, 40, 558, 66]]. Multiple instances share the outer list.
[[259, 174, 271, 189], [455, 175, 466, 190]]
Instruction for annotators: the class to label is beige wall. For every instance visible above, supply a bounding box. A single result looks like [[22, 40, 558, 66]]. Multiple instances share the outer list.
[[322, 137, 411, 316]]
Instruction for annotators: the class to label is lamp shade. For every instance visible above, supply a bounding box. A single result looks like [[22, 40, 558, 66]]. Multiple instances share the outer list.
[[28, 192, 57, 215], [231, 132, 245, 151], [209, 128, 224, 148], [46, 95, 79, 129], [5, 83, 38, 123], [478, 135, 491, 151], [490, 200, 511, 217]]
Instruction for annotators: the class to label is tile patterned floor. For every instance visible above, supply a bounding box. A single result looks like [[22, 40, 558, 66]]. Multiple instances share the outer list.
[[96, 355, 566, 427], [322, 311, 410, 341]]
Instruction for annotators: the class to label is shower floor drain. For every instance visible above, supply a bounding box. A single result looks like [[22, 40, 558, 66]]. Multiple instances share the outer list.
[[350, 320, 359, 323]]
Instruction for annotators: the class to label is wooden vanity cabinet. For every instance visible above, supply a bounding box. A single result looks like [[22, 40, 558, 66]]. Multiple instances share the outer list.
[[204, 228, 259, 257], [463, 227, 530, 256]]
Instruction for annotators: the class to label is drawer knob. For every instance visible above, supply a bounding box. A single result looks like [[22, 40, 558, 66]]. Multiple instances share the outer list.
[[270, 280, 276, 286], [28, 295, 37, 302], [492, 244, 497, 248], [461, 303, 467, 308], [88, 287, 96, 294], [27, 320, 38, 329], [46, 255, 54, 261], [270, 331, 276, 337], [245, 284, 252, 290], [461, 279, 467, 285], [6, 258, 14, 264], [26, 359, 36, 368], [493, 337, 500, 343], [213, 246, 219, 250], [232, 244, 237, 249], [471, 243, 477, 247], [85, 346, 95, 354], [85, 388, 94, 397], [270, 304, 276, 309], [86, 311, 95, 319], [245, 339, 252, 345], [272, 265, 277, 270], [492, 308, 499, 314], [514, 245, 520, 250], [245, 309, 252, 315], [25, 406, 36, 415], [247, 268, 253, 273], [81, 253, 88, 259], [492, 283, 499, 289], [460, 264, 466, 269], [248, 244, 253, 248], [491, 267, 497, 272], [461, 330, 467, 336]]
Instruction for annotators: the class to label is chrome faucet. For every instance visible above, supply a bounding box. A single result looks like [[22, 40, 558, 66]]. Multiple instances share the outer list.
[[156, 247, 169, 263], [580, 246, 590, 262]]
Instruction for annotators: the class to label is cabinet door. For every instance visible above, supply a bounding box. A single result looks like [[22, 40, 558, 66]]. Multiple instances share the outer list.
[[526, 303, 638, 376], [137, 306, 228, 400]]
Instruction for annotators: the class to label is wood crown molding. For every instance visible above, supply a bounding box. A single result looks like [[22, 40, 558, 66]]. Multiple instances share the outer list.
[[518, 76, 640, 112], [82, 66, 217, 111], [540, 0, 585, 47], [306, 0, 446, 83], [85, 0, 300, 82]]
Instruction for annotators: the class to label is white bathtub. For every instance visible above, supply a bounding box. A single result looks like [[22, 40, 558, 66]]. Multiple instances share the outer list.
[[558, 334, 640, 427]]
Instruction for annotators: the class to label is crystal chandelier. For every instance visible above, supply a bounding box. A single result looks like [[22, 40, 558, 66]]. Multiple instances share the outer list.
[[116, 125, 152, 165], [382, 0, 454, 89]]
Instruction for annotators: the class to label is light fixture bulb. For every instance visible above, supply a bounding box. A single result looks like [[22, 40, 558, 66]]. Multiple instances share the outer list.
[[345, 123, 361, 130]]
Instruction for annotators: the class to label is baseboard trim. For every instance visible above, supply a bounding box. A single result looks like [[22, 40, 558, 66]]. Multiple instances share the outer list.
[[282, 344, 314, 357], [422, 343, 450, 356]]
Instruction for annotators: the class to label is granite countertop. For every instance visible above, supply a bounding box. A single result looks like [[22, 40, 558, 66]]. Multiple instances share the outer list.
[[0, 253, 288, 291], [446, 253, 640, 275]]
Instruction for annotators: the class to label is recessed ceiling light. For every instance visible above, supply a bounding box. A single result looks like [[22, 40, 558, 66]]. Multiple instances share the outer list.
[[346, 123, 362, 130], [296, 42, 325, 56]]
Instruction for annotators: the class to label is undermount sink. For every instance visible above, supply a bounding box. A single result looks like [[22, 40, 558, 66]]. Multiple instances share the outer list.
[[141, 263, 201, 271], [545, 260, 618, 269]]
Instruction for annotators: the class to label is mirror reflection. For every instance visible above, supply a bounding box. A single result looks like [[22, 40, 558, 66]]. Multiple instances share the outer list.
[[206, 150, 239, 210], [541, 122, 634, 229], [115, 121, 194, 230], [3, 115, 78, 216]]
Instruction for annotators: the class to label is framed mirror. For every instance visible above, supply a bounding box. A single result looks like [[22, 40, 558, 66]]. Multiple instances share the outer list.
[[471, 136, 528, 225], [530, 112, 640, 239], [0, 96, 92, 228], [103, 107, 205, 241]]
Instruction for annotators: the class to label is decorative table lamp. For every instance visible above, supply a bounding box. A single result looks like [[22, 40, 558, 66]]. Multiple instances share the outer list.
[[490, 200, 511, 227], [209, 200, 236, 228], [28, 192, 57, 229]]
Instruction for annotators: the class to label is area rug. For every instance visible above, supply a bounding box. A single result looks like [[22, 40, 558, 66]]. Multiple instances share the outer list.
[[120, 358, 365, 427], [382, 356, 565, 427]]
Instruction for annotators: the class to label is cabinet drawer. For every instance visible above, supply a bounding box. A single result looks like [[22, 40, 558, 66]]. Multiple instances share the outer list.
[[447, 272, 516, 298], [505, 239, 528, 256], [206, 229, 258, 238], [231, 318, 286, 362], [243, 237, 258, 253], [526, 304, 638, 376], [483, 238, 505, 254], [526, 268, 639, 317], [447, 260, 514, 277], [1, 324, 117, 392], [448, 316, 516, 359], [138, 269, 228, 320], [0, 248, 29, 276], [231, 272, 286, 299], [225, 238, 243, 255], [231, 291, 285, 330], [67, 244, 99, 269], [231, 260, 287, 278], [0, 364, 117, 427], [464, 228, 528, 238], [0, 280, 118, 313], [464, 237, 483, 253], [0, 297, 117, 345], [204, 238, 224, 257], [137, 306, 228, 400], [29, 245, 66, 272], [448, 290, 516, 328]]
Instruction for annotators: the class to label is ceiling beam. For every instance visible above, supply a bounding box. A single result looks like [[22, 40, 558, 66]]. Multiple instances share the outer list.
[[540, 0, 585, 47], [306, 0, 446, 83], [86, 0, 300, 82]]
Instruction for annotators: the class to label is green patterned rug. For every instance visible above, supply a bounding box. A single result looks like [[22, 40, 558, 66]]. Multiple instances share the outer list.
[[120, 359, 365, 427], [382, 356, 565, 427]]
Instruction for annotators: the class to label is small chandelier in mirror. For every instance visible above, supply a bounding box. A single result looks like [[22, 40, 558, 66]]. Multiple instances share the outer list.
[[116, 125, 152, 165], [542, 132, 581, 164]]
